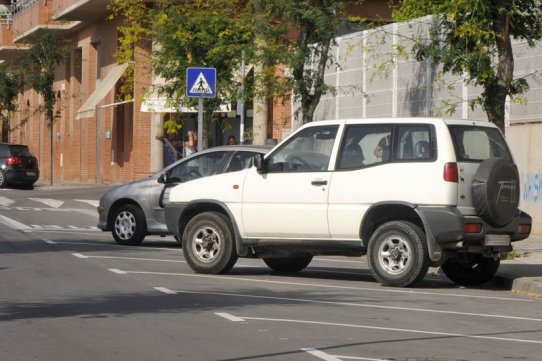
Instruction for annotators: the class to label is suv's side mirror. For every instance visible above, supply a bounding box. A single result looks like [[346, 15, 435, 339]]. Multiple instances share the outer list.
[[254, 154, 267, 174]]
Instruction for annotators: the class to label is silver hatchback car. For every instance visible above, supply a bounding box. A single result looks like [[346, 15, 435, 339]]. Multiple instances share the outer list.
[[97, 145, 271, 245]]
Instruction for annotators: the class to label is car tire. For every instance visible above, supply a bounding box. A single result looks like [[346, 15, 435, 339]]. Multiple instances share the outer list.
[[263, 255, 313, 273], [367, 221, 429, 287], [182, 212, 238, 274], [441, 254, 500, 286], [112, 204, 147, 246], [472, 158, 520, 227], [0, 170, 7, 188]]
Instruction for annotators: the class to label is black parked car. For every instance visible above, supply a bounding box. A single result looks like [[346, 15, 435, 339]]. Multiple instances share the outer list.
[[0, 143, 40, 188]]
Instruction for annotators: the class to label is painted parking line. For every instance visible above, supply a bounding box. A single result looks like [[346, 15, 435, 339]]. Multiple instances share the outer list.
[[302, 348, 386, 361], [151, 287, 540, 322], [91, 263, 532, 302], [214, 312, 542, 345]]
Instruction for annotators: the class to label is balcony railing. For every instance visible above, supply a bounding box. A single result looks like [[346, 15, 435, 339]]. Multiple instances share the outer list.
[[11, 0, 38, 16], [0, 4, 12, 23]]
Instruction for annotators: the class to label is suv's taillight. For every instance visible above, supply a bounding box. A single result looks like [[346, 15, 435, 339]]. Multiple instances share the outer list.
[[443, 162, 458, 182], [7, 156, 22, 165]]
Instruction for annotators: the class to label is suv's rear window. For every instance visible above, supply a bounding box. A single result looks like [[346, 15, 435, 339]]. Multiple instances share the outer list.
[[448, 125, 512, 162]]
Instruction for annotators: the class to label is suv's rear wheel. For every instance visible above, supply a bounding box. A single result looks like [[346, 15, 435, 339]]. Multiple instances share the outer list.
[[441, 254, 500, 286], [183, 212, 238, 274], [367, 221, 429, 287], [263, 256, 313, 273], [112, 204, 146, 245]]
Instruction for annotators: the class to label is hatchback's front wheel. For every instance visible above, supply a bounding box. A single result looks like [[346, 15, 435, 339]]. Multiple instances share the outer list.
[[182, 212, 238, 274], [367, 221, 429, 287], [112, 204, 147, 245]]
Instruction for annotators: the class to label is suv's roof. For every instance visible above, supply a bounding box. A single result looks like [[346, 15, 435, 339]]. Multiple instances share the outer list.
[[300, 117, 499, 129]]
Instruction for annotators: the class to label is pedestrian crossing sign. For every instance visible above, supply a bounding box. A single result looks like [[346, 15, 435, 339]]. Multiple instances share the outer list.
[[186, 67, 216, 98]]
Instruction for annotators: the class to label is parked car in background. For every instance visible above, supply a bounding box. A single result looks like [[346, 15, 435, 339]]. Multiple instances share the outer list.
[[0, 143, 39, 189], [97, 145, 271, 246]]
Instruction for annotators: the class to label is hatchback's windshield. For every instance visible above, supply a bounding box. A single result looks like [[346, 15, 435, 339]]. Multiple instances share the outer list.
[[448, 125, 512, 162]]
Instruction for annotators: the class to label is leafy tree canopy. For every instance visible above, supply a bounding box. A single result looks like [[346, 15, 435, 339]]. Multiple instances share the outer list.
[[393, 0, 542, 132]]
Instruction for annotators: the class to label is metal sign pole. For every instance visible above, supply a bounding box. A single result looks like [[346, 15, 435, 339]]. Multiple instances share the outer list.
[[198, 96, 203, 152]]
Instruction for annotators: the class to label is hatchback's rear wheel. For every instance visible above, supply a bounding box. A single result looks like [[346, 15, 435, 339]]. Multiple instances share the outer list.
[[112, 204, 146, 245], [441, 254, 500, 286], [263, 255, 313, 273], [367, 221, 429, 287], [182, 212, 238, 274]]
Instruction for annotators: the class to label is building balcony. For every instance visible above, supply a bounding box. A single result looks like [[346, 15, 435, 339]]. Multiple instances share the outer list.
[[52, 0, 111, 21], [11, 0, 81, 43], [0, 21, 29, 66]]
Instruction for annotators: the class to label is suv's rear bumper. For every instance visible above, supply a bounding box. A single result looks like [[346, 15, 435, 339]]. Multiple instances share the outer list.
[[418, 206, 532, 245]]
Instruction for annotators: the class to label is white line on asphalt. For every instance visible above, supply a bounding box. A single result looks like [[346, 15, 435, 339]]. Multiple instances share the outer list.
[[302, 348, 384, 361], [108, 267, 531, 302], [154, 287, 177, 295], [43, 239, 57, 244], [109, 269, 128, 274], [72, 253, 89, 258], [75, 199, 100, 207], [0, 196, 15, 207], [154, 288, 542, 322], [215, 312, 246, 322], [0, 215, 30, 230], [74, 254, 185, 263], [215, 313, 542, 345], [28, 198, 64, 208]]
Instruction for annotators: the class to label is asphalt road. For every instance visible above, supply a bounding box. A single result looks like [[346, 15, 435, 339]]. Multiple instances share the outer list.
[[1, 186, 541, 361]]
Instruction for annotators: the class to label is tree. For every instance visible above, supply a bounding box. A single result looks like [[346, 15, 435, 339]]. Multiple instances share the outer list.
[[111, 0, 255, 136], [24, 30, 68, 184], [393, 0, 542, 133], [0, 69, 19, 142], [253, 0, 347, 124]]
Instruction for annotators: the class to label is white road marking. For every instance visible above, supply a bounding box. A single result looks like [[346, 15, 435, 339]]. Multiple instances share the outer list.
[[109, 269, 128, 274], [75, 199, 100, 207], [28, 198, 64, 208], [72, 253, 89, 258], [154, 287, 177, 295], [302, 348, 385, 361], [0, 196, 15, 207], [153, 288, 541, 322], [73, 254, 185, 263], [216, 312, 542, 345], [0, 215, 30, 230], [98, 265, 530, 302], [215, 312, 246, 322]]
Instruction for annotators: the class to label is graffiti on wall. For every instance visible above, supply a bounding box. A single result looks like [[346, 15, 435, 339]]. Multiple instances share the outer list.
[[522, 170, 542, 202]]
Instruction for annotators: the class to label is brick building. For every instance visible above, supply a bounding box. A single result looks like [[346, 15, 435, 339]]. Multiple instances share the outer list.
[[0, 0, 393, 185]]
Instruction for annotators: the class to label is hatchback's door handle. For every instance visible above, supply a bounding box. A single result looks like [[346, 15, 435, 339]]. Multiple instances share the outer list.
[[311, 180, 328, 186]]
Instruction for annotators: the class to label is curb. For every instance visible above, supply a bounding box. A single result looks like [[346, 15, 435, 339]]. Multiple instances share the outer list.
[[494, 274, 542, 298]]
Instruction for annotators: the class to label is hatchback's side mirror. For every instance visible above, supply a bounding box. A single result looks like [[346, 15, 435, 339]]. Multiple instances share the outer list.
[[157, 173, 168, 184]]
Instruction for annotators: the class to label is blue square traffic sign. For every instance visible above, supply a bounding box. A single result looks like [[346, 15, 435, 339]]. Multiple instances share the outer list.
[[186, 67, 217, 98]]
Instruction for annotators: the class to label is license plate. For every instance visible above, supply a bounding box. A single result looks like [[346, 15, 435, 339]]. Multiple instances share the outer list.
[[26, 171, 36, 176], [484, 234, 511, 246]]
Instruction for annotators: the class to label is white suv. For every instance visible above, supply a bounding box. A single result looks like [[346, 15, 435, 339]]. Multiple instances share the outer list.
[[164, 118, 532, 287]]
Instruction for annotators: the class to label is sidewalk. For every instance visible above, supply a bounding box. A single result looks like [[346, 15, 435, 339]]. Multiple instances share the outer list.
[[495, 234, 542, 298]]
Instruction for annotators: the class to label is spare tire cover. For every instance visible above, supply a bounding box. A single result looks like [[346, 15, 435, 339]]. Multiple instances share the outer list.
[[471, 158, 519, 227]]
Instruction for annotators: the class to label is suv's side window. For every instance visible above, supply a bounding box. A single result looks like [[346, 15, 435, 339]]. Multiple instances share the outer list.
[[395, 125, 433, 160], [267, 125, 338, 172], [337, 125, 392, 169]]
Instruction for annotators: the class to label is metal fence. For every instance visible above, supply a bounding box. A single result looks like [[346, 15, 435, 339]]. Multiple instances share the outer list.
[[313, 16, 542, 126]]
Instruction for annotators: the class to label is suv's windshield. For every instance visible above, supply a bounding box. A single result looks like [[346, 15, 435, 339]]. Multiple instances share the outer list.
[[448, 125, 512, 162]]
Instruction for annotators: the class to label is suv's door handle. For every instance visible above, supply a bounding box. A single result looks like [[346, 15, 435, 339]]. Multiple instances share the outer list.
[[311, 180, 328, 186]]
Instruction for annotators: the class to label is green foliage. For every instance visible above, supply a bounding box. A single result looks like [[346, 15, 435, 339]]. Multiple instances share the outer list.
[[393, 0, 542, 132], [254, 0, 347, 123], [24, 30, 68, 125], [0, 68, 19, 141]]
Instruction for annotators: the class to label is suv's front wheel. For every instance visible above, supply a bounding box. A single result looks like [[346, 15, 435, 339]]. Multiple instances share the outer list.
[[367, 221, 429, 287], [183, 212, 238, 274]]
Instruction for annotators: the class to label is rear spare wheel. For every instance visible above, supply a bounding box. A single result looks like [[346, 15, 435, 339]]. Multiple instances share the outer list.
[[472, 158, 519, 227]]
